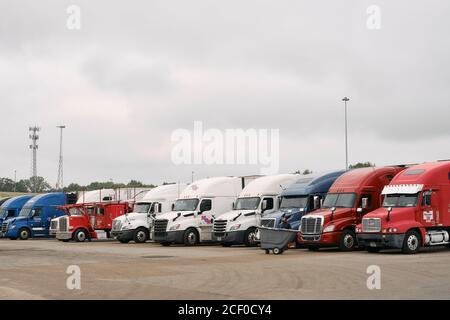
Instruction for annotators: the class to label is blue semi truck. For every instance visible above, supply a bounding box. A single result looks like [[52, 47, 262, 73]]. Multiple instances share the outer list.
[[1, 192, 77, 240], [0, 195, 34, 235], [259, 170, 346, 232]]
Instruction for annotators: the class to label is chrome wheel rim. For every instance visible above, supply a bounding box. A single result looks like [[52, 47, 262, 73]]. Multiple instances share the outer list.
[[407, 235, 418, 251], [344, 234, 354, 248]]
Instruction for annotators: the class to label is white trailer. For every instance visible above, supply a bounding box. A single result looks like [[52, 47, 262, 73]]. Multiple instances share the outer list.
[[212, 174, 299, 246], [153, 176, 258, 246], [111, 183, 188, 243]]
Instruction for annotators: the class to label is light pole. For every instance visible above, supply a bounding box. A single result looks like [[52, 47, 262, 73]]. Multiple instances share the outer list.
[[342, 97, 350, 170], [13, 170, 16, 193], [56, 125, 66, 190]]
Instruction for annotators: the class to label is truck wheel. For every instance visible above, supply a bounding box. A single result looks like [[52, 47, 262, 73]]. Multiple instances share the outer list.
[[339, 230, 357, 251], [161, 242, 171, 247], [74, 229, 88, 242], [119, 239, 130, 244], [366, 247, 381, 253], [183, 228, 199, 246], [133, 228, 149, 243], [18, 228, 30, 240], [402, 230, 421, 254], [273, 247, 283, 255], [307, 246, 320, 251], [244, 228, 258, 247]]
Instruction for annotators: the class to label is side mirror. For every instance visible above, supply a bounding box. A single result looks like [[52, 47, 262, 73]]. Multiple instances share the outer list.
[[361, 197, 369, 210], [356, 208, 363, 213], [313, 196, 321, 210], [261, 200, 268, 213]]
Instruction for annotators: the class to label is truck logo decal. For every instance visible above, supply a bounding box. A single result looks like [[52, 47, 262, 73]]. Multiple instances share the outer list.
[[423, 210, 434, 222], [200, 215, 212, 225]]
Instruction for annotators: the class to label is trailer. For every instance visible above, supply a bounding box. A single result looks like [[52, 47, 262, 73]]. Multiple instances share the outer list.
[[298, 166, 405, 251], [356, 161, 450, 254]]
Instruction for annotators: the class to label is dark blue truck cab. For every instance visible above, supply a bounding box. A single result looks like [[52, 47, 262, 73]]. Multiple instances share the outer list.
[[0, 195, 34, 236], [1, 193, 77, 240], [259, 170, 346, 232]]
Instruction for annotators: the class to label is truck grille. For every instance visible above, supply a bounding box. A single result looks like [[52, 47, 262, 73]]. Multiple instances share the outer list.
[[362, 218, 381, 232], [1, 221, 8, 233], [300, 216, 323, 234], [59, 217, 68, 232], [112, 220, 121, 231], [213, 220, 227, 236], [260, 218, 275, 228], [154, 219, 168, 236]]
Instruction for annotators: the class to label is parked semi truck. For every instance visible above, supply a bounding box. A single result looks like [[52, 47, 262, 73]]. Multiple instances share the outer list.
[[212, 174, 299, 247], [1, 192, 77, 240], [259, 170, 346, 232], [356, 161, 450, 254], [298, 166, 405, 251], [111, 183, 188, 243], [153, 176, 257, 246], [0, 195, 34, 237], [56, 202, 131, 242]]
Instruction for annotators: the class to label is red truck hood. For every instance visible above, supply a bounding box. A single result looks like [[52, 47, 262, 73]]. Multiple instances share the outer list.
[[307, 208, 352, 224], [363, 207, 414, 222]]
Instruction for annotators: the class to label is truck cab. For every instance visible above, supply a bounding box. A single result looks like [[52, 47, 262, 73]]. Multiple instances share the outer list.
[[212, 174, 300, 247], [0, 195, 34, 237], [111, 183, 188, 244], [356, 161, 450, 254], [2, 193, 77, 240], [56, 202, 130, 242], [260, 170, 346, 233], [153, 177, 255, 246], [299, 167, 404, 251]]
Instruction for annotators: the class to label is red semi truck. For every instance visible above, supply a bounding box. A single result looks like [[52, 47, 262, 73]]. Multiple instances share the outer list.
[[56, 202, 131, 242], [298, 166, 405, 251], [356, 161, 450, 254]]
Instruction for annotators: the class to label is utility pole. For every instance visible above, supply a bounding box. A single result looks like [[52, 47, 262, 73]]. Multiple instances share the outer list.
[[342, 97, 350, 170], [13, 170, 17, 193], [29, 126, 40, 193], [56, 125, 66, 190]]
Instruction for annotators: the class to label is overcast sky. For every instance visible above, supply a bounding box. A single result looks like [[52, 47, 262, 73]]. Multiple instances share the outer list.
[[0, 0, 449, 186]]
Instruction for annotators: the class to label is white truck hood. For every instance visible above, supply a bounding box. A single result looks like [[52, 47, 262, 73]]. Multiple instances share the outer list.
[[157, 211, 195, 221], [217, 209, 256, 221]]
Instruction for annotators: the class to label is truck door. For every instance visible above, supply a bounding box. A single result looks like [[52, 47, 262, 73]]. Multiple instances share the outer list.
[[421, 190, 439, 226], [29, 207, 44, 236], [197, 199, 213, 241], [95, 207, 106, 229]]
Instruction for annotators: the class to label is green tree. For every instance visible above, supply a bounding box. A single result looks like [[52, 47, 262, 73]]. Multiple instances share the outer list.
[[349, 162, 375, 169]]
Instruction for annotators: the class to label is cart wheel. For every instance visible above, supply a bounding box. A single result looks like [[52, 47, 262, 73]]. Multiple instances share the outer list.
[[265, 249, 270, 254], [273, 247, 283, 255]]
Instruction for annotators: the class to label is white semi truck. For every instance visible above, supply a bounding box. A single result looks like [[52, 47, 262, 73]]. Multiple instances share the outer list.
[[212, 174, 299, 246], [153, 176, 258, 246], [111, 183, 188, 243]]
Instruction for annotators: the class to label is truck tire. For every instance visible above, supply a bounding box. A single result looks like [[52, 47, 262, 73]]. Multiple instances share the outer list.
[[133, 228, 149, 243], [74, 229, 88, 242], [402, 230, 421, 254], [183, 228, 199, 246], [339, 229, 357, 251], [18, 228, 30, 240], [244, 228, 258, 247]]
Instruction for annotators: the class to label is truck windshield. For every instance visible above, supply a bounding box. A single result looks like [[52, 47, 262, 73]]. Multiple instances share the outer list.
[[68, 207, 84, 216], [323, 193, 356, 208], [280, 196, 308, 209], [383, 194, 418, 207], [173, 199, 199, 211], [235, 197, 261, 210], [134, 203, 152, 213], [19, 207, 32, 217]]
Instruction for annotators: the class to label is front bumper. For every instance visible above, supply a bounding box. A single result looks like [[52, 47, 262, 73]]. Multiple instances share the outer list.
[[212, 230, 246, 244], [56, 232, 73, 240], [357, 233, 405, 249], [299, 231, 342, 247], [153, 230, 184, 243], [111, 229, 134, 242]]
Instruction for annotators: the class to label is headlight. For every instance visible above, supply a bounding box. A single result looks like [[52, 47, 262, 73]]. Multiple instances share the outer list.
[[323, 224, 335, 233], [122, 224, 130, 230], [10, 224, 16, 229], [382, 228, 398, 233], [230, 224, 241, 231], [169, 224, 181, 231]]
